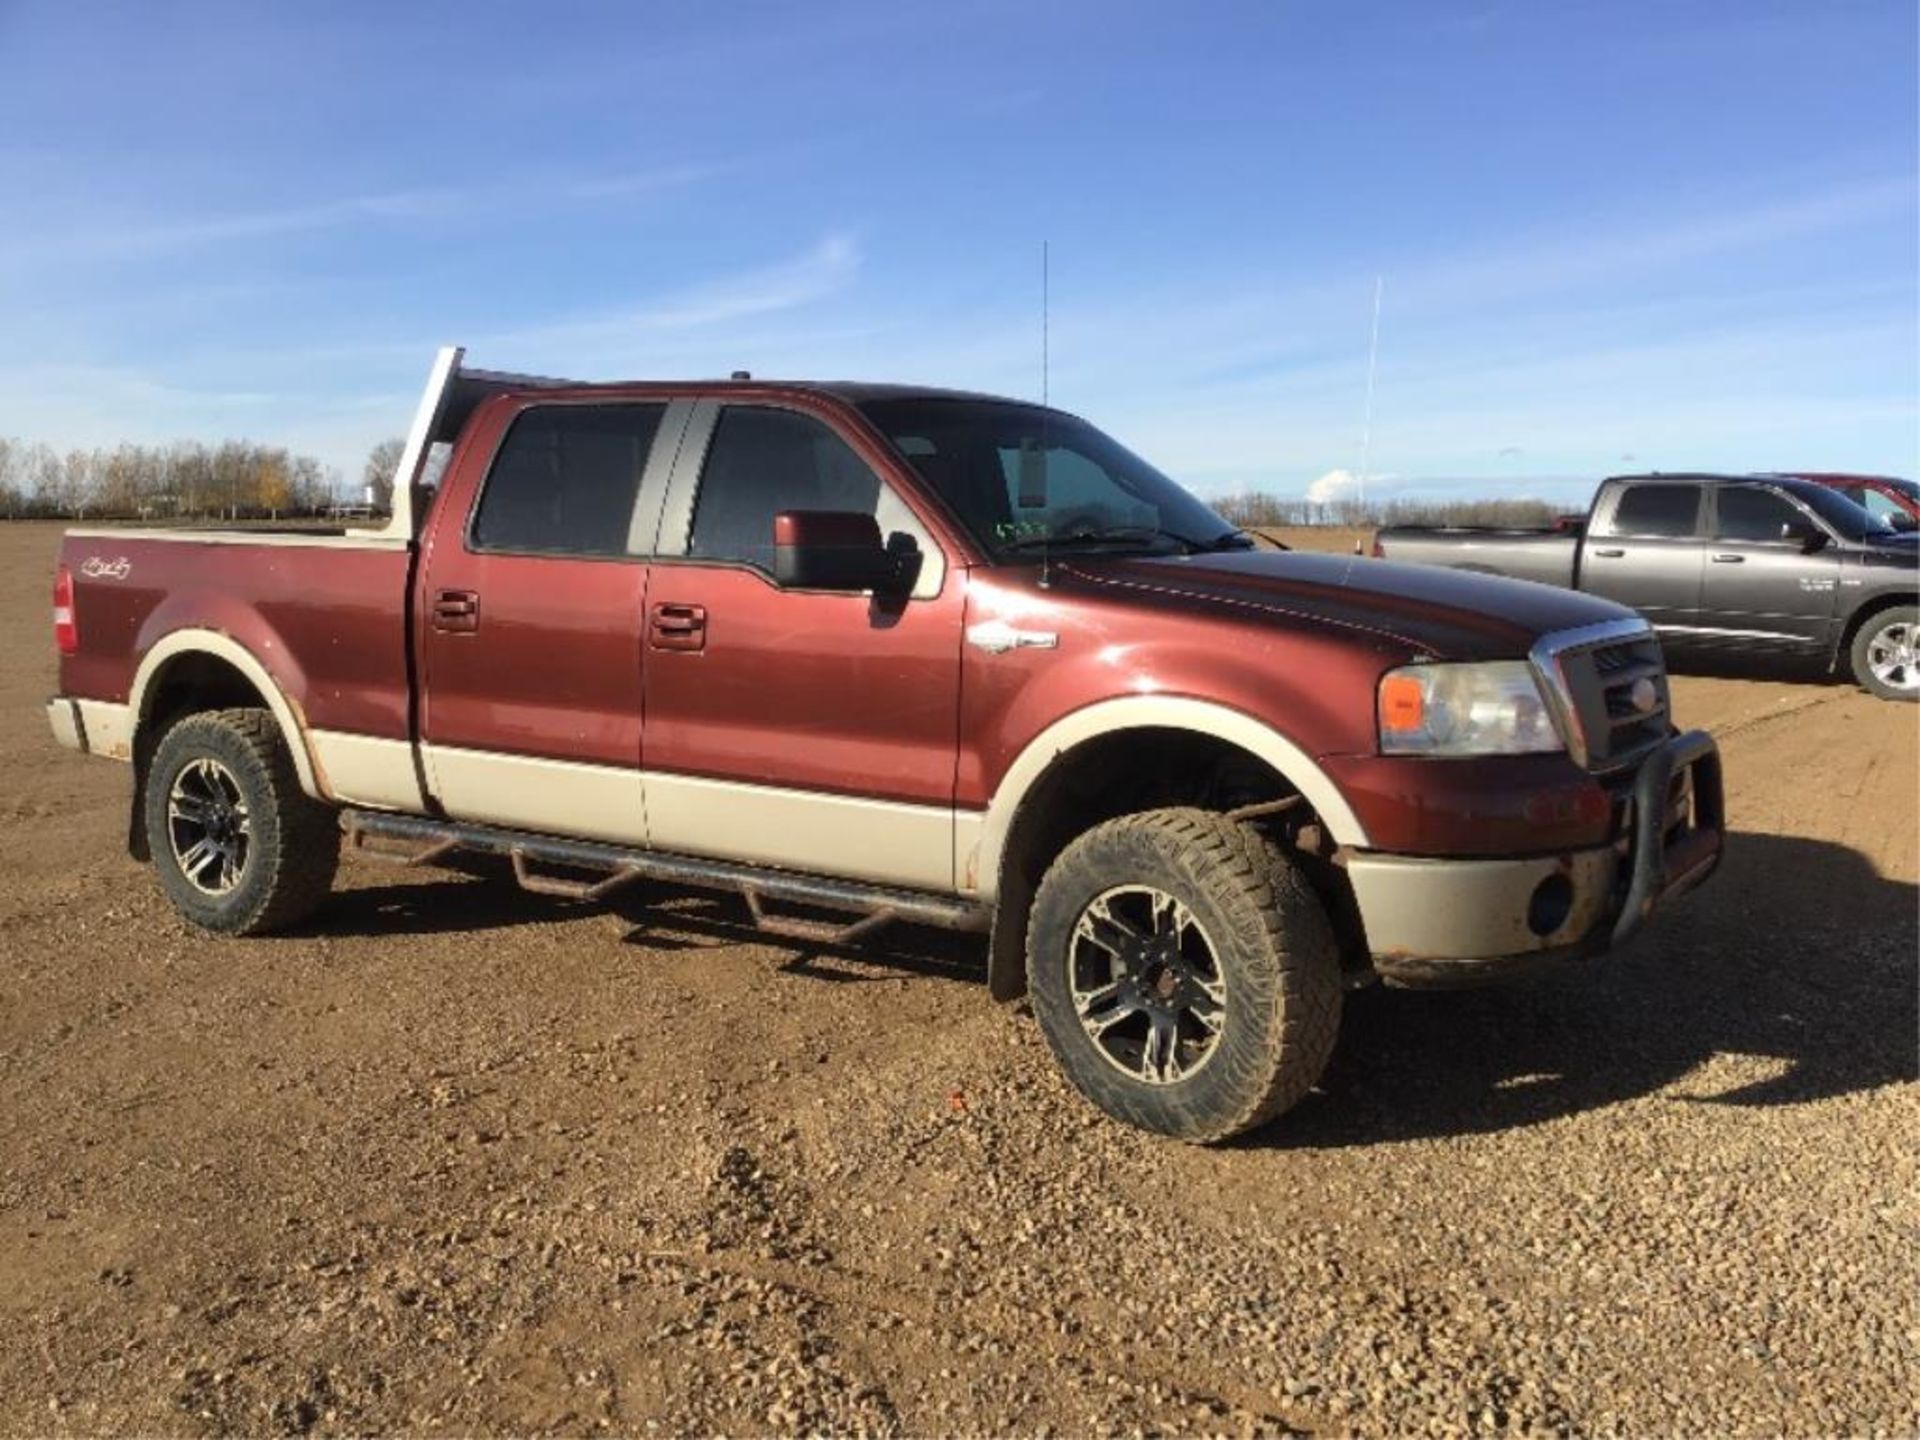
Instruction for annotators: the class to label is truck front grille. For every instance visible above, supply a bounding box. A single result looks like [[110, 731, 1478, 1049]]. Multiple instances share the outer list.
[[1531, 621, 1672, 772]]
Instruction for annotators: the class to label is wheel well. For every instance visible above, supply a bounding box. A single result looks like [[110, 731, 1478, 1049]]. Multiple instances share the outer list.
[[985, 727, 1366, 1001], [128, 653, 278, 861], [1838, 595, 1917, 665]]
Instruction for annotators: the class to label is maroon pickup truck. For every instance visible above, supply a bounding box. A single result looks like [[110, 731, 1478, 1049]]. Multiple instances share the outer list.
[[46, 348, 1724, 1141]]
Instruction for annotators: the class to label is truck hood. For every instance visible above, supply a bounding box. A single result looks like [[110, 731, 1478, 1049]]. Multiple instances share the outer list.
[[1056, 549, 1636, 662]]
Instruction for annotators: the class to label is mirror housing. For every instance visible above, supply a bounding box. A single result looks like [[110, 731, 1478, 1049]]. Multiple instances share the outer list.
[[1781, 520, 1828, 553], [773, 511, 904, 592]]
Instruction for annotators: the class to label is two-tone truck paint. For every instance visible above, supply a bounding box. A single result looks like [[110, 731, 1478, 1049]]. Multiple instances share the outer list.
[[46, 349, 1724, 1141]]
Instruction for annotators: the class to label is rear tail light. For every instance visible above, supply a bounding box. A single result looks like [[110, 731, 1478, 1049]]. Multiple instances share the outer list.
[[53, 565, 77, 655], [1368, 537, 1385, 558]]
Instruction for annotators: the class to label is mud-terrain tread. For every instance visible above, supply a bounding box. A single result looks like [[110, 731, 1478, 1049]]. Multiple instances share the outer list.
[[145, 707, 339, 935], [1850, 605, 1919, 702], [1026, 806, 1341, 1143]]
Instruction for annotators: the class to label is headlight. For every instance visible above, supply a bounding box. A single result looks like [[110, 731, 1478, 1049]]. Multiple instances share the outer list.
[[1378, 660, 1564, 756]]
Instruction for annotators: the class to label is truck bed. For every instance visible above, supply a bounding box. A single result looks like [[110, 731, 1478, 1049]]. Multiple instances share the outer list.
[[1371, 525, 1580, 587], [57, 525, 415, 745]]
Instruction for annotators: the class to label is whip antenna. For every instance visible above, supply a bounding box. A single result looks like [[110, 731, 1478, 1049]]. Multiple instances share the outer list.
[[1042, 239, 1050, 407], [1357, 275, 1383, 511]]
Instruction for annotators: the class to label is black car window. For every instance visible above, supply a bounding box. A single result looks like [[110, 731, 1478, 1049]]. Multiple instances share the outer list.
[[688, 407, 883, 573], [1607, 484, 1701, 539], [471, 404, 665, 557], [1715, 487, 1804, 543]]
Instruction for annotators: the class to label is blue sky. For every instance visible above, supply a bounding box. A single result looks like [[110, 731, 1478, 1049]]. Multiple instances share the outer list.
[[0, 0, 1913, 504]]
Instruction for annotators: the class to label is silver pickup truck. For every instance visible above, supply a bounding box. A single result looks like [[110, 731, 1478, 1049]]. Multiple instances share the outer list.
[[1374, 473, 1920, 701]]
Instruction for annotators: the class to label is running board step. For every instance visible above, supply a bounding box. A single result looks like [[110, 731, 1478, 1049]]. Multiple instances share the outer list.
[[339, 809, 991, 938]]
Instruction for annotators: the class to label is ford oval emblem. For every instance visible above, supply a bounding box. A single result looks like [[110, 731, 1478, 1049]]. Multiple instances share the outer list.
[[1629, 676, 1659, 715]]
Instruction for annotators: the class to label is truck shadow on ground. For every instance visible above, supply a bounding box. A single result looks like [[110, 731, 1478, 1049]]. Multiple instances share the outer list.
[[1663, 647, 1853, 689], [1262, 829, 1917, 1149], [312, 832, 1913, 1147]]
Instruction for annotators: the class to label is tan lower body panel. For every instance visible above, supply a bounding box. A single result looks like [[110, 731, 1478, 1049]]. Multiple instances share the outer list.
[[1346, 847, 1619, 960], [421, 744, 649, 847], [308, 731, 424, 811], [75, 700, 134, 760], [643, 770, 954, 893]]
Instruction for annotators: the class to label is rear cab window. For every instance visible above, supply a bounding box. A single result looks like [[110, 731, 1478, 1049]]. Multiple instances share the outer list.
[[470, 404, 667, 558]]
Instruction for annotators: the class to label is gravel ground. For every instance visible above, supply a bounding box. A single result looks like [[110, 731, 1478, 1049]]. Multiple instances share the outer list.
[[0, 520, 1913, 1436]]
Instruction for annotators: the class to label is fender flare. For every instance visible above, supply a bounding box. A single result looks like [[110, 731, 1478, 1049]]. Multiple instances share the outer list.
[[128, 629, 325, 799], [971, 696, 1369, 902]]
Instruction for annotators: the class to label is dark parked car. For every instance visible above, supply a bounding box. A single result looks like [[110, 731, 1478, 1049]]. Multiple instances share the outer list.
[[1374, 474, 1920, 700]]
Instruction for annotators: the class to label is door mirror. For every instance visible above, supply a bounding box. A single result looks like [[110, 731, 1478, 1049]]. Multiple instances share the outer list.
[[773, 511, 903, 592], [1780, 520, 1828, 552]]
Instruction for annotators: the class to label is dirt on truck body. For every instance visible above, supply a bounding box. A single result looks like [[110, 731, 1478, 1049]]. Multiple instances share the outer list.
[[45, 346, 1726, 1142]]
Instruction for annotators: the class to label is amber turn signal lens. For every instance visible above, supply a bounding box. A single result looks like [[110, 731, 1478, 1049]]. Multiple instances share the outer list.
[[1379, 673, 1425, 733]]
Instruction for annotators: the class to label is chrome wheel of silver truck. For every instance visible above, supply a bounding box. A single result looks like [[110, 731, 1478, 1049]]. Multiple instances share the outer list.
[[1853, 607, 1920, 701]]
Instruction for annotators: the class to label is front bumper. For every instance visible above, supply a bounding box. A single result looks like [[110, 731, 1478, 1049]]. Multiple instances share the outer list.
[[1345, 730, 1724, 987]]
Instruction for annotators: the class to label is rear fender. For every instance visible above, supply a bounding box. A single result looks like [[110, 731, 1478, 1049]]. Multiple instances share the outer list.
[[128, 627, 322, 799]]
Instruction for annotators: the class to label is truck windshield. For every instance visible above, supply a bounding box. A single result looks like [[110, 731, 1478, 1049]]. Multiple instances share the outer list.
[[859, 398, 1248, 560]]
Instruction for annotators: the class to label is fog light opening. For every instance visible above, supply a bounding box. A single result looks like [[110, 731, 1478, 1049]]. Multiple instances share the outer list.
[[1526, 873, 1575, 938]]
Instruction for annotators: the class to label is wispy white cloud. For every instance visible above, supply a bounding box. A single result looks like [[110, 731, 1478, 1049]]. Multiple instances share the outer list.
[[431, 233, 866, 367], [0, 163, 719, 264]]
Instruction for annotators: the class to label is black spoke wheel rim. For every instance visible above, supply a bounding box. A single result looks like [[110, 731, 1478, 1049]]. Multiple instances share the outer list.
[[167, 756, 251, 896], [1069, 884, 1228, 1085]]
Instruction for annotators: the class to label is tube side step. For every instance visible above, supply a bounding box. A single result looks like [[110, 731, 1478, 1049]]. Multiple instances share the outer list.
[[339, 809, 991, 936]]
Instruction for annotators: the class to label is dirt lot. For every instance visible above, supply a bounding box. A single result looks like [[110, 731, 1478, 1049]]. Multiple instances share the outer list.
[[1, 520, 1913, 1436]]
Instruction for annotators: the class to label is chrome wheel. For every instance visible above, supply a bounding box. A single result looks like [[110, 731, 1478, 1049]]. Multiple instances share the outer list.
[[1866, 621, 1919, 692], [167, 757, 251, 896], [1069, 884, 1227, 1085]]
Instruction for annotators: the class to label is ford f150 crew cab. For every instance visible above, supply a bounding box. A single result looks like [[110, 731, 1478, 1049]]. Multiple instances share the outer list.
[[1374, 473, 1920, 700], [46, 349, 1725, 1141]]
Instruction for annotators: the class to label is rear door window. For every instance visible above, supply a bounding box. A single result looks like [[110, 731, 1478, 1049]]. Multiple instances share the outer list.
[[1606, 484, 1702, 539], [471, 404, 666, 557]]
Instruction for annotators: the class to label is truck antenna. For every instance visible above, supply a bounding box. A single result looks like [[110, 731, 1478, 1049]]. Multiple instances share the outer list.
[[1042, 239, 1050, 408], [1357, 275, 1383, 512]]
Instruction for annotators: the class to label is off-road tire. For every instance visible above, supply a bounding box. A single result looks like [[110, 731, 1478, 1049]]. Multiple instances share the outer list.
[[1850, 606, 1920, 701], [1026, 807, 1342, 1142], [145, 708, 339, 934]]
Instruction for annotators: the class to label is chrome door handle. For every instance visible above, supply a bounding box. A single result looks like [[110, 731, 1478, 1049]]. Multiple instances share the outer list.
[[1591, 547, 1626, 558], [1710, 553, 1745, 564]]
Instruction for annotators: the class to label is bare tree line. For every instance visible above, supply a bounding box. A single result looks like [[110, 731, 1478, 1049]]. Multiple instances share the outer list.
[[0, 437, 347, 521], [1214, 492, 1568, 530], [0, 431, 1570, 532]]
